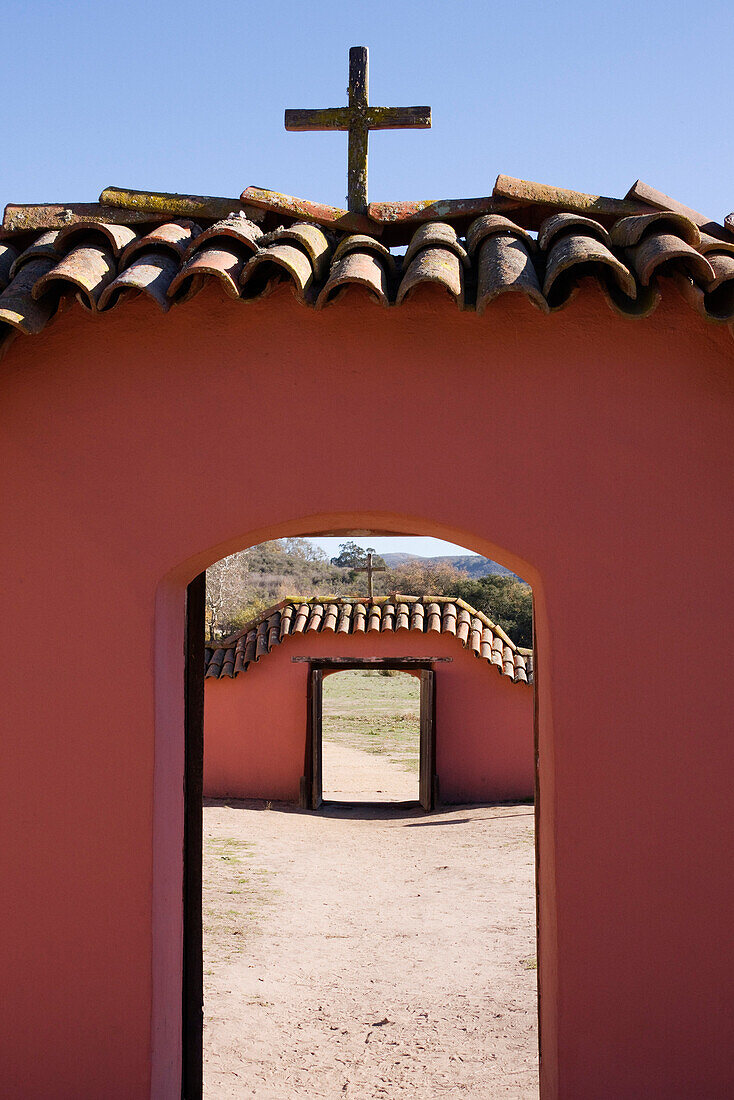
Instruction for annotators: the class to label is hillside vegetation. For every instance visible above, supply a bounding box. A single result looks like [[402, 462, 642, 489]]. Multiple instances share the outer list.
[[382, 553, 518, 579], [206, 540, 533, 648]]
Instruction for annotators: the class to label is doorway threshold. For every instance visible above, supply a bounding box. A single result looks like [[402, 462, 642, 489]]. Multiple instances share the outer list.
[[320, 798, 423, 810]]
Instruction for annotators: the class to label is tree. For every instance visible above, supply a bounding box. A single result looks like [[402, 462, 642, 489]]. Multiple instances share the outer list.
[[330, 541, 386, 569], [205, 551, 250, 642]]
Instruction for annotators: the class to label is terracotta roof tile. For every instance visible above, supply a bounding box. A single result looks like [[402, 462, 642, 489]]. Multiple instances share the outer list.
[[353, 603, 367, 632], [206, 594, 533, 685], [240, 240, 315, 303], [469, 216, 547, 314], [119, 220, 201, 266], [397, 225, 466, 307], [316, 249, 390, 308], [538, 212, 613, 250], [55, 219, 139, 258], [0, 242, 18, 289], [33, 243, 116, 311], [169, 216, 262, 303], [181, 216, 262, 259], [0, 257, 59, 336], [3, 183, 732, 352], [99, 251, 179, 312], [624, 231, 714, 287], [261, 222, 332, 281], [9, 231, 60, 277], [542, 224, 637, 309]]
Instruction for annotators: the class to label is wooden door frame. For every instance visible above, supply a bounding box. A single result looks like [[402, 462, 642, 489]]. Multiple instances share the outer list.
[[182, 573, 205, 1100], [299, 658, 443, 811]]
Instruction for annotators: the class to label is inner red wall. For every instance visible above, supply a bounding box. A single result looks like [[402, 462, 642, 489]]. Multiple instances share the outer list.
[[204, 630, 534, 803], [1, 283, 732, 1097]]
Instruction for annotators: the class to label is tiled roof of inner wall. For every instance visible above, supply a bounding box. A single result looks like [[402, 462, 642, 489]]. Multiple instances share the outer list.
[[204, 595, 533, 685], [2, 184, 734, 357]]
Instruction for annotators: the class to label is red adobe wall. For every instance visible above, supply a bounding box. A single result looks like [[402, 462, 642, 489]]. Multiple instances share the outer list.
[[1, 285, 733, 1097], [204, 630, 534, 803]]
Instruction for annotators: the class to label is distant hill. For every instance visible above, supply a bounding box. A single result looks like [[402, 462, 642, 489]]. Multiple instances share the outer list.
[[382, 553, 520, 580]]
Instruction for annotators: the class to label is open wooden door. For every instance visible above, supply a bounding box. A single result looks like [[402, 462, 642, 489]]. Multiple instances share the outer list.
[[301, 666, 323, 810], [419, 667, 437, 811]]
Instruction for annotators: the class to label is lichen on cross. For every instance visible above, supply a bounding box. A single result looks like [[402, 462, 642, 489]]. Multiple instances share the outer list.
[[284, 46, 431, 214]]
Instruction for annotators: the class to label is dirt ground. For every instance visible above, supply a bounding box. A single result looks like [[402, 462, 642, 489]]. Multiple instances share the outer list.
[[202, 788, 538, 1097]]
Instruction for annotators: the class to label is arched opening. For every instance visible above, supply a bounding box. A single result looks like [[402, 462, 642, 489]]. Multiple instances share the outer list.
[[157, 516, 546, 1096]]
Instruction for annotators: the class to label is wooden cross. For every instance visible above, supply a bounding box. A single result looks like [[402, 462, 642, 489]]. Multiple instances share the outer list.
[[354, 552, 386, 599], [284, 46, 431, 214]]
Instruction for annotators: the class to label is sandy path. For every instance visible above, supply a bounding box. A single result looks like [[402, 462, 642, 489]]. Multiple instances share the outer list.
[[322, 739, 419, 802], [203, 756, 538, 1098]]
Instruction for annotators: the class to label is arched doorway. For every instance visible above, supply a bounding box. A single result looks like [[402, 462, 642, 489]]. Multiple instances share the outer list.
[[154, 514, 545, 1097]]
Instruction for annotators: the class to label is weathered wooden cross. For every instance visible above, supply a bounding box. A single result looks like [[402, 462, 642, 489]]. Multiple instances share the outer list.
[[284, 45, 431, 214], [355, 552, 386, 599]]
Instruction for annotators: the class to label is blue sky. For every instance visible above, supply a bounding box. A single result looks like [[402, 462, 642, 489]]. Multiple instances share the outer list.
[[307, 536, 476, 560], [4, 0, 732, 220], [5, 0, 732, 560]]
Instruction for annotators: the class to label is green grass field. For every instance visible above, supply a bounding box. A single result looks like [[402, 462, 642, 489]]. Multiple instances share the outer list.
[[322, 670, 420, 775]]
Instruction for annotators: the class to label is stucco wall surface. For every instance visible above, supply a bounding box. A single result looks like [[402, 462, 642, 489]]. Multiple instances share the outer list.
[[1, 284, 733, 1098], [204, 630, 534, 803]]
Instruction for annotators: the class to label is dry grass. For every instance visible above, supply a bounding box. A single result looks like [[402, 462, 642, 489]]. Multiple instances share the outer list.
[[202, 833, 275, 972], [321, 670, 420, 773]]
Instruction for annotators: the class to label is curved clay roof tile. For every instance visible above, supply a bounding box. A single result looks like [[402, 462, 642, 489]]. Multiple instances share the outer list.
[[0, 257, 59, 335], [243, 631, 257, 664], [32, 245, 116, 311], [396, 247, 465, 308], [466, 214, 534, 257], [205, 648, 226, 678], [316, 251, 390, 309], [55, 220, 138, 258], [368, 604, 382, 631], [625, 233, 714, 287], [168, 246, 246, 302], [411, 603, 426, 630], [98, 251, 179, 312], [120, 220, 202, 268], [267, 613, 281, 650], [293, 604, 309, 633], [456, 609, 470, 644], [475, 234, 548, 314], [671, 263, 734, 323], [204, 597, 528, 684], [0, 242, 19, 290], [255, 621, 269, 660], [322, 604, 338, 632], [403, 221, 469, 267], [538, 212, 611, 251], [337, 604, 352, 633], [543, 233, 637, 309], [395, 604, 410, 631], [306, 604, 324, 632], [260, 222, 333, 282], [332, 233, 397, 276], [9, 231, 61, 277], [610, 213, 700, 250], [280, 606, 294, 638], [442, 604, 457, 633], [181, 216, 261, 261], [240, 242, 315, 303], [426, 603, 441, 632]]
